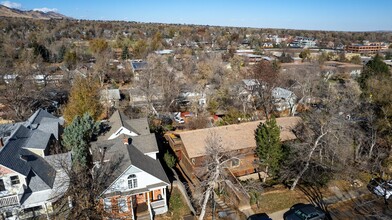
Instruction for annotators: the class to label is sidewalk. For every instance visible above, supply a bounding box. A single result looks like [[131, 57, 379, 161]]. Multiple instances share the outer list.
[[267, 187, 369, 220]]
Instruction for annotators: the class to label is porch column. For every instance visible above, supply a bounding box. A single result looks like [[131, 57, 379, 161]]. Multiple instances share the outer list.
[[147, 192, 150, 205], [44, 203, 50, 220], [130, 196, 134, 220], [163, 187, 167, 203]]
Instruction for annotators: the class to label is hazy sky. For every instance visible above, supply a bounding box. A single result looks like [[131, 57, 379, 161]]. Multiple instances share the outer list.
[[3, 0, 392, 31]]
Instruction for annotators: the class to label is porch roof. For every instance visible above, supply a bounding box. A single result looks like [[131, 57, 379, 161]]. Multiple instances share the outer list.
[[103, 182, 167, 198]]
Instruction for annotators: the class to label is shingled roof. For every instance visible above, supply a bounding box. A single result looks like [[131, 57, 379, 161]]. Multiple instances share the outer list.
[[100, 110, 151, 141], [0, 125, 56, 188], [177, 117, 301, 159], [93, 138, 169, 191]]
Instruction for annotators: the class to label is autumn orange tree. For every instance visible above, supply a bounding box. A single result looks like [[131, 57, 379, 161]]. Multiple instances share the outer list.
[[89, 38, 109, 54], [63, 76, 103, 123]]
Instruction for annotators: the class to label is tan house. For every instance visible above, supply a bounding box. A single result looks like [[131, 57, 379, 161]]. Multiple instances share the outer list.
[[165, 117, 301, 184]]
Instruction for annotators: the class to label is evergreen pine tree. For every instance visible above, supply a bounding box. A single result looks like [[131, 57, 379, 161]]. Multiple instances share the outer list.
[[121, 45, 129, 60], [255, 116, 282, 182], [62, 113, 100, 168]]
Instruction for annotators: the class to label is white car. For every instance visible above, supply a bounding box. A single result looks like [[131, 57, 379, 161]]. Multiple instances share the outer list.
[[173, 112, 185, 124], [174, 116, 185, 124]]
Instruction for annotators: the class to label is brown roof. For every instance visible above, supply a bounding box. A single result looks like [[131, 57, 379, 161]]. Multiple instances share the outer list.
[[177, 117, 301, 159]]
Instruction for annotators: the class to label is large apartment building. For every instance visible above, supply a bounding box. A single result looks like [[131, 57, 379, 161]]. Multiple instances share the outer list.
[[345, 43, 382, 53]]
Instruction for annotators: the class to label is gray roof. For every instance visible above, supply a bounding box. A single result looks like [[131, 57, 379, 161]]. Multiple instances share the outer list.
[[24, 129, 52, 150], [0, 125, 56, 190], [101, 111, 151, 140], [25, 109, 63, 140], [93, 138, 169, 190], [131, 133, 159, 154], [26, 170, 51, 192], [100, 89, 121, 101], [36, 117, 61, 140], [242, 79, 260, 87], [272, 87, 295, 99], [26, 108, 62, 125]]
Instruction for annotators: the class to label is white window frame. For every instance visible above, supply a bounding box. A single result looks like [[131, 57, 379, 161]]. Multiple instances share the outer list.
[[127, 174, 137, 189]]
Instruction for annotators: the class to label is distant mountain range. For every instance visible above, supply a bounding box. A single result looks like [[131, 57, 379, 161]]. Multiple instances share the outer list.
[[0, 5, 70, 20]]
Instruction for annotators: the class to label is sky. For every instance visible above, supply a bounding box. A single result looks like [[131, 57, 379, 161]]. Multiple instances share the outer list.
[[2, 0, 392, 31]]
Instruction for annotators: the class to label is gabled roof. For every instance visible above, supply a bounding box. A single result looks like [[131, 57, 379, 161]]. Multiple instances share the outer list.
[[26, 108, 60, 125], [101, 111, 151, 140], [272, 87, 296, 99], [0, 125, 56, 188], [93, 138, 169, 190], [128, 133, 159, 154], [100, 89, 121, 101], [25, 108, 64, 140], [176, 117, 301, 159], [24, 129, 52, 150], [36, 117, 61, 140]]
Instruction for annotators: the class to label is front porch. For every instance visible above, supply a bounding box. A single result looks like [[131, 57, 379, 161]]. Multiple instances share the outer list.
[[104, 186, 168, 220]]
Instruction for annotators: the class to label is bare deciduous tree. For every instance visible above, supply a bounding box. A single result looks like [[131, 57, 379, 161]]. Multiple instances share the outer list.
[[196, 132, 237, 220]]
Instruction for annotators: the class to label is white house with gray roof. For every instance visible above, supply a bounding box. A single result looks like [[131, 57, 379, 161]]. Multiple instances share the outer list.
[[0, 109, 70, 219], [92, 111, 169, 220]]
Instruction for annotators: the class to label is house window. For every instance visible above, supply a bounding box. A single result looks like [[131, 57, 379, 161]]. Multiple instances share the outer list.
[[118, 197, 128, 213], [0, 179, 5, 191], [127, 174, 137, 189], [103, 198, 111, 211], [231, 158, 240, 167], [10, 176, 20, 185]]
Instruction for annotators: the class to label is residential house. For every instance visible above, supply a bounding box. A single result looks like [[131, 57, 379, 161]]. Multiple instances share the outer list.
[[177, 91, 207, 108], [0, 109, 70, 219], [242, 79, 260, 92], [93, 111, 169, 220], [165, 117, 300, 184], [100, 89, 121, 108], [130, 60, 148, 81], [272, 87, 297, 115], [128, 87, 164, 109]]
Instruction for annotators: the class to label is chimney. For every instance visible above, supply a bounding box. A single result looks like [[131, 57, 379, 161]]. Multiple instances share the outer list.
[[123, 138, 129, 145], [0, 138, 4, 148]]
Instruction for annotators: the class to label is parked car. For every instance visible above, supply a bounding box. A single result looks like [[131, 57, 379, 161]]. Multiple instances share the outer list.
[[283, 203, 326, 220], [173, 112, 185, 124], [367, 178, 392, 199], [247, 213, 272, 220]]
